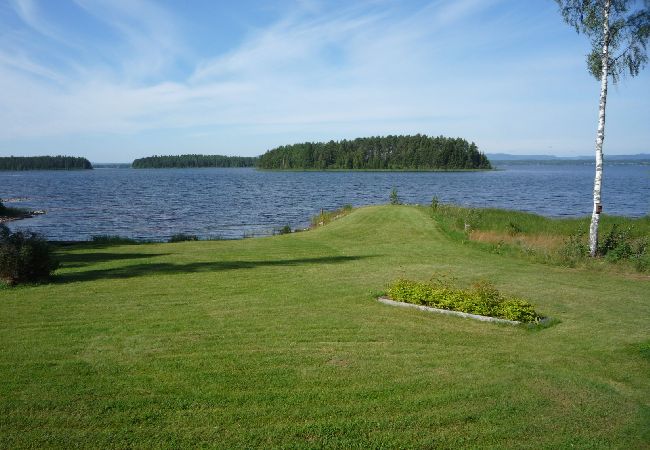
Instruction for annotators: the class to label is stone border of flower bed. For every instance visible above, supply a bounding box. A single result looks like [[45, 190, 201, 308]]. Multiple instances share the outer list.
[[377, 296, 523, 325]]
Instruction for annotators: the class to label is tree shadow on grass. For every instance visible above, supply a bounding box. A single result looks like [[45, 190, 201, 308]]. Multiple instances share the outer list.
[[54, 255, 377, 284], [56, 252, 170, 269], [51, 241, 147, 250]]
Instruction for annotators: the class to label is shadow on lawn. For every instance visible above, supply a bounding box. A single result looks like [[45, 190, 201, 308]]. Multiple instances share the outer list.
[[54, 255, 375, 284], [56, 252, 170, 269]]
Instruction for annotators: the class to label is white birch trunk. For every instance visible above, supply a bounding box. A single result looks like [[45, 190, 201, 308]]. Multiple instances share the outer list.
[[589, 0, 611, 257]]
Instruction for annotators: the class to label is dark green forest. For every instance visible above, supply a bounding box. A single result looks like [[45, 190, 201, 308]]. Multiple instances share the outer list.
[[0, 156, 92, 171], [256, 135, 492, 170], [132, 154, 257, 168]]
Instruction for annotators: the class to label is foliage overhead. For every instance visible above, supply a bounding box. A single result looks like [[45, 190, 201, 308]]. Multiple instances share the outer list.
[[556, 0, 650, 82], [0, 156, 92, 171], [256, 135, 491, 170], [132, 154, 257, 168]]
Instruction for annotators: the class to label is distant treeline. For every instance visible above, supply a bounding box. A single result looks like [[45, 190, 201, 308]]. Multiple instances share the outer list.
[[257, 135, 491, 170], [132, 154, 257, 169], [93, 163, 132, 169], [0, 156, 92, 171]]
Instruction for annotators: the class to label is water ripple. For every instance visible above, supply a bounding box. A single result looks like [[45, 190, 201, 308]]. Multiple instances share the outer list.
[[1, 163, 648, 241]]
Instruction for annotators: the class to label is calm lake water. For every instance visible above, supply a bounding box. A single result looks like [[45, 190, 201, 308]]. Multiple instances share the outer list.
[[2, 162, 649, 241]]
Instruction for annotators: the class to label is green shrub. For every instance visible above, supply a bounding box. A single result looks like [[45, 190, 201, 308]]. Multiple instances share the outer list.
[[387, 277, 540, 323], [599, 224, 634, 261], [276, 225, 292, 235], [465, 280, 503, 315], [464, 208, 482, 231], [630, 237, 649, 271], [169, 233, 199, 243], [586, 224, 648, 269], [497, 299, 539, 323], [506, 221, 522, 236], [388, 279, 434, 305], [389, 187, 400, 205], [430, 196, 439, 210], [559, 230, 588, 266], [0, 225, 58, 285]]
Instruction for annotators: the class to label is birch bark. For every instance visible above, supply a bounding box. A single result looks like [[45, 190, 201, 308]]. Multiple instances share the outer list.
[[589, 0, 611, 257]]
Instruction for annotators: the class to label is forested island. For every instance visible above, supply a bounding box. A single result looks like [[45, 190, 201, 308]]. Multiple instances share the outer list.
[[128, 136, 490, 170], [256, 135, 492, 170], [132, 154, 257, 168], [0, 156, 92, 171]]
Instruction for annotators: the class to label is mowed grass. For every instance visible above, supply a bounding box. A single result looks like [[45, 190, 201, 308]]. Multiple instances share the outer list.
[[1, 206, 649, 448]]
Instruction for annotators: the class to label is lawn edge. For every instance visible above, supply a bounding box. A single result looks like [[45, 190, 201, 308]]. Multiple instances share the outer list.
[[377, 296, 522, 325]]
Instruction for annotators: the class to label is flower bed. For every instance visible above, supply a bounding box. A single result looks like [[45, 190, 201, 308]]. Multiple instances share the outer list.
[[385, 278, 540, 323]]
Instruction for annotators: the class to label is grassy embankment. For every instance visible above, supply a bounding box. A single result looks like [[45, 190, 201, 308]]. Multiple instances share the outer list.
[[1, 205, 649, 448], [432, 203, 650, 272]]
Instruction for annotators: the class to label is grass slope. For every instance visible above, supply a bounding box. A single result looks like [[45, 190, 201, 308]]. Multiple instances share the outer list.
[[1, 206, 648, 448]]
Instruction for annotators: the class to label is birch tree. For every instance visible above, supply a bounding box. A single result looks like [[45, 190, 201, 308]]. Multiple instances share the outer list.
[[555, 0, 650, 256]]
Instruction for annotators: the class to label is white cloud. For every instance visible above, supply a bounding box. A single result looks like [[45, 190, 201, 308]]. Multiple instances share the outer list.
[[12, 0, 61, 41], [1, 0, 646, 158], [72, 0, 186, 79], [2, 0, 493, 140], [0, 49, 66, 84]]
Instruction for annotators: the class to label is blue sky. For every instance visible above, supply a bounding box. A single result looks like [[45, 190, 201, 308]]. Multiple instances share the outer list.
[[0, 0, 648, 162]]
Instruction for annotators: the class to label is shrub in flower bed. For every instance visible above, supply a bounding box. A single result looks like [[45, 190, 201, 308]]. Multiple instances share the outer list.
[[387, 278, 540, 323]]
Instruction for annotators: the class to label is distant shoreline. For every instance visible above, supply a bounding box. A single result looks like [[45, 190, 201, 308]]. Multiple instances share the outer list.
[[0, 168, 92, 172], [487, 152, 650, 161], [85, 166, 495, 172], [256, 168, 493, 173], [0, 198, 45, 224], [0, 155, 92, 171], [0, 210, 45, 224]]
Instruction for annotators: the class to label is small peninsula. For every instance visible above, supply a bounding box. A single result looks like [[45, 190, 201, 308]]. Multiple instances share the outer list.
[[0, 156, 92, 171], [0, 200, 45, 224], [132, 154, 257, 169], [256, 135, 492, 170]]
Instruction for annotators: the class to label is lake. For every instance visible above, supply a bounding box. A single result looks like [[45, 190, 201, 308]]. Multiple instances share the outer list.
[[1, 162, 648, 241]]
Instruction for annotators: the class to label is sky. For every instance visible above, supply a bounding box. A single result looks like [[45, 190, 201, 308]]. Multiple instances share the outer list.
[[0, 0, 648, 162]]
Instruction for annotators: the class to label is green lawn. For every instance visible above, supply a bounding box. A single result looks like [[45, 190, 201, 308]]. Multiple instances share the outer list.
[[1, 205, 648, 448]]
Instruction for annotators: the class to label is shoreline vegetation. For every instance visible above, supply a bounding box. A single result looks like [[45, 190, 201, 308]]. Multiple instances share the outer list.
[[0, 156, 92, 171], [0, 200, 45, 224], [427, 202, 650, 273], [1, 205, 648, 447], [13, 201, 644, 274]]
